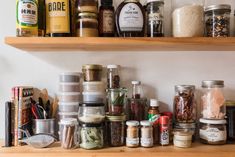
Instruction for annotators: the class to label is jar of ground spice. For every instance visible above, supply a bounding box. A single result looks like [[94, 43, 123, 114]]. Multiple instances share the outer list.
[[140, 120, 153, 148], [82, 64, 102, 82], [126, 120, 139, 148], [77, 13, 98, 37], [77, 0, 98, 13]]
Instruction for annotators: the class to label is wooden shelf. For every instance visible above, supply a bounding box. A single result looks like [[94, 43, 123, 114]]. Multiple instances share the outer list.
[[1, 142, 235, 157], [4, 37, 235, 52]]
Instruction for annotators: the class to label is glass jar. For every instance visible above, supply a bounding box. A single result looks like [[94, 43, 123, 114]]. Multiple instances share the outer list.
[[106, 115, 126, 147], [107, 65, 120, 89], [174, 85, 196, 123], [127, 98, 148, 121], [201, 80, 225, 119], [140, 120, 153, 148], [173, 131, 193, 148], [126, 120, 139, 148], [83, 82, 104, 92], [146, 0, 164, 37], [131, 81, 143, 99], [107, 88, 127, 116], [78, 103, 105, 124], [199, 118, 227, 145], [174, 123, 196, 142], [77, 13, 99, 37], [172, 0, 204, 37], [77, 0, 98, 13], [225, 100, 235, 142], [205, 4, 231, 37], [80, 123, 104, 149], [82, 64, 102, 82], [59, 118, 78, 149]]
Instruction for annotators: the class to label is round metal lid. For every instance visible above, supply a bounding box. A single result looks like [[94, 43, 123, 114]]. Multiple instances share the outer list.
[[175, 85, 195, 92], [205, 4, 231, 12], [201, 80, 224, 88], [82, 64, 102, 70]]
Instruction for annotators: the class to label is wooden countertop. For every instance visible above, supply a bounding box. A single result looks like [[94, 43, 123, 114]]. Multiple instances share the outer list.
[[1, 142, 235, 157]]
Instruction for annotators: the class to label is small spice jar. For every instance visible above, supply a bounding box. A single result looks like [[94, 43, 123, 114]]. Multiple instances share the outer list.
[[80, 123, 104, 149], [106, 115, 126, 147], [205, 4, 231, 37], [77, 13, 98, 37], [225, 100, 235, 142], [77, 0, 98, 13], [60, 118, 78, 149], [107, 65, 120, 89], [174, 85, 196, 123], [199, 118, 227, 145], [140, 120, 153, 148], [159, 116, 169, 146], [201, 80, 225, 119], [174, 123, 196, 142], [162, 112, 173, 141], [173, 131, 193, 148], [82, 64, 103, 82], [126, 120, 139, 148]]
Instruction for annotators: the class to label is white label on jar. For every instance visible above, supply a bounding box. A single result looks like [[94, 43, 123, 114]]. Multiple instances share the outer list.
[[141, 138, 153, 147], [102, 10, 114, 33], [200, 128, 226, 142], [174, 139, 191, 148], [119, 3, 143, 31], [126, 138, 139, 146], [148, 13, 162, 24], [160, 129, 169, 145], [18, 0, 38, 25]]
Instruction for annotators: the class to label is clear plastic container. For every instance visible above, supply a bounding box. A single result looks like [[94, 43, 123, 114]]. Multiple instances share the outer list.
[[58, 112, 78, 120], [83, 81, 104, 92], [107, 65, 120, 89], [201, 80, 225, 119], [59, 83, 80, 92], [58, 102, 79, 112], [82, 92, 104, 103], [172, 0, 204, 37], [174, 85, 196, 123], [205, 4, 231, 37], [58, 92, 80, 102], [82, 64, 103, 82], [78, 103, 105, 124], [59, 72, 81, 83], [59, 118, 78, 149]]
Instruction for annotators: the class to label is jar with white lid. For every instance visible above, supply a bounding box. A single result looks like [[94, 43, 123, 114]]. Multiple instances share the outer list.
[[107, 65, 120, 89], [201, 80, 225, 119], [199, 118, 227, 145], [140, 120, 153, 148], [126, 120, 139, 148], [172, 0, 204, 37]]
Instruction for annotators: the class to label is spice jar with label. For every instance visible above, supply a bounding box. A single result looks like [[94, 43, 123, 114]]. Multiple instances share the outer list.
[[199, 118, 227, 145], [115, 0, 145, 37], [159, 116, 169, 146], [225, 100, 235, 143], [146, 0, 164, 37], [174, 85, 196, 123], [77, 13, 98, 37], [201, 80, 225, 119], [162, 112, 173, 141], [205, 4, 231, 37], [99, 0, 115, 37], [106, 115, 126, 147], [77, 0, 98, 13], [107, 65, 120, 89], [126, 120, 139, 148], [82, 64, 103, 82], [140, 120, 153, 148]]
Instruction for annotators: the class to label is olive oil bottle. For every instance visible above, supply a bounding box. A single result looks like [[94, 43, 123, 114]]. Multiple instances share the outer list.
[[45, 0, 71, 37]]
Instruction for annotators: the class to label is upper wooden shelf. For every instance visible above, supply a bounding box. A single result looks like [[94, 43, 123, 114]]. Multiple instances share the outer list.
[[4, 37, 235, 52], [1, 142, 235, 157]]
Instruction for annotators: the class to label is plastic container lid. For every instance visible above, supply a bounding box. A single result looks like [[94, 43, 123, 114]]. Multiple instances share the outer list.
[[60, 72, 81, 76], [107, 64, 119, 69], [59, 102, 79, 106], [140, 120, 152, 126], [126, 120, 139, 126], [199, 118, 226, 124], [131, 81, 141, 85], [150, 99, 159, 107], [58, 112, 78, 116], [82, 92, 104, 95], [106, 115, 126, 121], [58, 92, 80, 96], [79, 102, 105, 107], [159, 116, 169, 125], [83, 81, 103, 85], [60, 118, 78, 125]]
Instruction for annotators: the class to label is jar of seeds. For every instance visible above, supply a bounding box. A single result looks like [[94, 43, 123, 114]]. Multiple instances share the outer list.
[[205, 4, 231, 37]]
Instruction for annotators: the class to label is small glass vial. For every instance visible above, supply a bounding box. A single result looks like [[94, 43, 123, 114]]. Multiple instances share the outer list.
[[205, 4, 231, 37], [60, 118, 78, 149], [140, 120, 153, 148], [126, 120, 139, 148], [174, 85, 196, 123], [146, 0, 164, 37], [159, 116, 169, 146], [77, 13, 98, 37], [132, 81, 143, 99], [201, 80, 225, 119], [107, 65, 120, 89]]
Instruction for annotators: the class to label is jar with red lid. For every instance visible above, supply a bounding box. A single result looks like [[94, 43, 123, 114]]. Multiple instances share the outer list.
[[159, 116, 169, 146], [162, 112, 173, 141]]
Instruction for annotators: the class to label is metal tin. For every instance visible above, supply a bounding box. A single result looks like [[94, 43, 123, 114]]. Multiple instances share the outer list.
[[34, 119, 55, 135], [82, 64, 102, 70]]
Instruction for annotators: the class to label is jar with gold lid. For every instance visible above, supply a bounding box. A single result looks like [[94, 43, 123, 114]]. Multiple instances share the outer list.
[[82, 64, 102, 81], [77, 13, 98, 37], [77, 0, 98, 13]]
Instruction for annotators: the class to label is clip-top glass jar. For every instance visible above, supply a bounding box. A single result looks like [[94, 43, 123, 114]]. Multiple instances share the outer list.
[[174, 85, 196, 123], [205, 4, 231, 37], [201, 80, 225, 119]]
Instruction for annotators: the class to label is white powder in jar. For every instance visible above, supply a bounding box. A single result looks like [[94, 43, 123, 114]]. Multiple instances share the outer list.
[[172, 5, 204, 37]]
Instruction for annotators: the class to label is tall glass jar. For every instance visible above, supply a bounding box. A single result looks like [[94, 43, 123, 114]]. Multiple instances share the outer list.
[[131, 81, 143, 99], [107, 65, 120, 89], [172, 0, 204, 37], [174, 85, 196, 123], [205, 4, 231, 37], [201, 80, 225, 119], [146, 0, 164, 37]]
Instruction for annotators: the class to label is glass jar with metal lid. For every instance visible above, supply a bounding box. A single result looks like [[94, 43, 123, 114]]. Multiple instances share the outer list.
[[82, 64, 102, 82], [106, 115, 126, 147], [174, 85, 196, 123], [126, 120, 139, 148], [174, 123, 196, 142], [205, 4, 231, 37], [201, 80, 225, 119], [77, 0, 98, 13], [140, 120, 153, 148], [225, 100, 235, 143], [77, 13, 98, 37]]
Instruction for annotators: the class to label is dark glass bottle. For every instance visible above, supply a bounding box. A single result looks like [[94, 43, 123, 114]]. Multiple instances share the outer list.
[[38, 0, 46, 37], [115, 0, 145, 37], [45, 0, 72, 37], [99, 0, 115, 37]]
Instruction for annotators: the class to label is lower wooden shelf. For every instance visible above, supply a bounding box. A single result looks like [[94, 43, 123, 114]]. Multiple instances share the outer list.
[[1, 142, 235, 157]]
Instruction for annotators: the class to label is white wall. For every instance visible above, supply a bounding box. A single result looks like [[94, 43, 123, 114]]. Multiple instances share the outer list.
[[0, 0, 235, 139]]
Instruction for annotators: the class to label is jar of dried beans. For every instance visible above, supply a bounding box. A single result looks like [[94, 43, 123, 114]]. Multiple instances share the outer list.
[[126, 120, 139, 148], [174, 85, 196, 123]]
